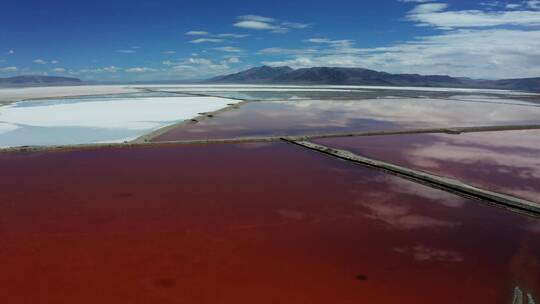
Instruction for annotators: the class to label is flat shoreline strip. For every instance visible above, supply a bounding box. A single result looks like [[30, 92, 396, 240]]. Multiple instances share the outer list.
[[130, 98, 251, 143], [2, 124, 540, 154]]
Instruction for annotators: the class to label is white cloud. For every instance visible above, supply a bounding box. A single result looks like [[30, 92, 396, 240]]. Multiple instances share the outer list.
[[407, 3, 540, 27], [409, 3, 448, 15], [234, 15, 309, 33], [79, 66, 121, 73], [0, 66, 17, 72], [226, 57, 241, 63], [34, 59, 47, 64], [213, 46, 243, 53], [52, 67, 66, 73], [162, 57, 234, 79], [258, 47, 317, 55], [528, 0, 540, 9], [101, 66, 121, 73], [466, 1, 531, 10], [186, 31, 249, 40], [304, 38, 333, 43], [190, 38, 224, 44], [263, 29, 540, 79], [8, 50, 15, 55], [259, 3, 539, 78], [216, 33, 249, 38], [480, 1, 503, 7], [304, 38, 354, 48], [185, 31, 209, 36], [264, 57, 315, 67], [188, 58, 219, 66], [125, 67, 157, 73], [163, 50, 176, 54], [506, 3, 522, 9], [234, 20, 282, 31], [237, 15, 276, 23], [281, 21, 310, 29], [51, 60, 59, 64], [116, 49, 136, 53]]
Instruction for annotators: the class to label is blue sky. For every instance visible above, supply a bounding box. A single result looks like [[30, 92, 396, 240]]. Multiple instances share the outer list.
[[1, 0, 540, 80]]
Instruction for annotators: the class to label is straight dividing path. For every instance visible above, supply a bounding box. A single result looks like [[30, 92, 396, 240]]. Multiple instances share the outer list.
[[283, 139, 540, 218]]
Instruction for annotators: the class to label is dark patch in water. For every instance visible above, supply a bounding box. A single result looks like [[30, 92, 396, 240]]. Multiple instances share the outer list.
[[154, 278, 176, 288], [355, 275, 368, 281]]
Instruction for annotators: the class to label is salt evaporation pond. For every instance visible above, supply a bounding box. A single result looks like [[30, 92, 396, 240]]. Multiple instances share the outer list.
[[314, 130, 540, 204], [0, 142, 538, 303], [0, 96, 233, 148], [151, 97, 540, 141]]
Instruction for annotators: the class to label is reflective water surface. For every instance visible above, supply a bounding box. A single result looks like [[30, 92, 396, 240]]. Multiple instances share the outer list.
[[315, 130, 540, 203], [146, 85, 540, 103], [0, 142, 538, 303], [152, 98, 540, 141]]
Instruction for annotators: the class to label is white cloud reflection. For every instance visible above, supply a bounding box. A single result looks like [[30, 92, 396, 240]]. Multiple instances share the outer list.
[[394, 245, 464, 262]]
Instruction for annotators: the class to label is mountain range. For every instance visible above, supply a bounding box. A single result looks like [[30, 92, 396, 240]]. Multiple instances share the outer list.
[[0, 75, 82, 87], [1, 68, 538, 91], [210, 66, 540, 92]]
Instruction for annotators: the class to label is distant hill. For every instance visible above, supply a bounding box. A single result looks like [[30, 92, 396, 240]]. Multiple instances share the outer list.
[[209, 66, 540, 92], [210, 66, 294, 83], [274, 67, 463, 87], [489, 77, 540, 91], [0, 75, 83, 87]]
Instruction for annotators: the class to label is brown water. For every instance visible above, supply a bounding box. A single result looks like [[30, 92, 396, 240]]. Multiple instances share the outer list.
[[315, 130, 540, 204], [0, 142, 538, 303], [152, 98, 540, 142]]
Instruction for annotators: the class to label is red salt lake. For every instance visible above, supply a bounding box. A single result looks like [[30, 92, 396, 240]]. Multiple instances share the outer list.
[[315, 130, 540, 204], [0, 142, 538, 303]]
